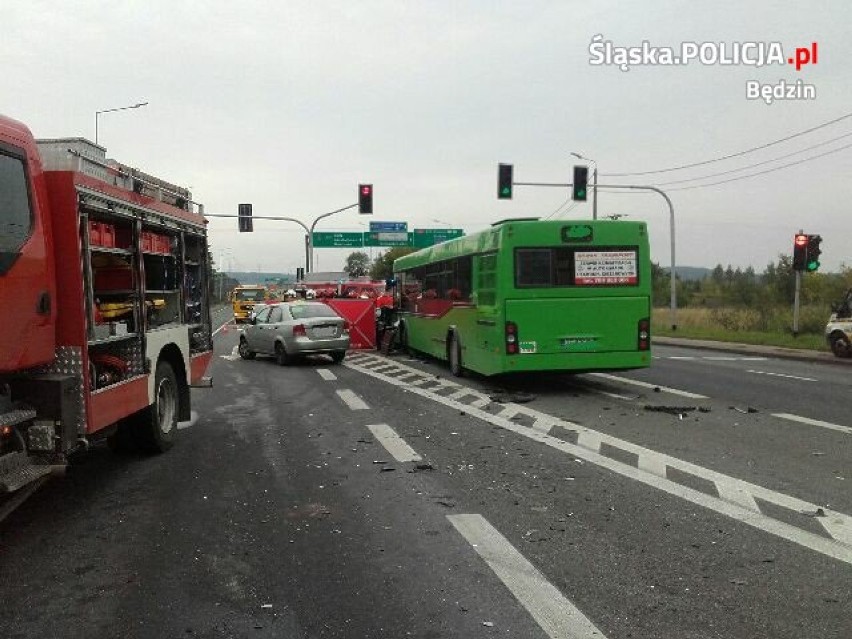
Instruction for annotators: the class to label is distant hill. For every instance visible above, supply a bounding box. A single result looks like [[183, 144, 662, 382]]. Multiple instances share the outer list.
[[663, 266, 712, 281]]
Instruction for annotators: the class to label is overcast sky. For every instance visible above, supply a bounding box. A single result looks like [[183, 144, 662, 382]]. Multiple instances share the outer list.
[[4, 1, 851, 274]]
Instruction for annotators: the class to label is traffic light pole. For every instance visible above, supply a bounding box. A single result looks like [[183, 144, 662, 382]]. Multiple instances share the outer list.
[[793, 270, 802, 337], [513, 181, 678, 330], [205, 203, 358, 275], [792, 227, 803, 337], [308, 203, 359, 272]]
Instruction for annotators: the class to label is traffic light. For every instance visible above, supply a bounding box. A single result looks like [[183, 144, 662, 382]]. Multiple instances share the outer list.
[[238, 203, 253, 232], [806, 234, 822, 272], [296, 267, 305, 281], [573, 165, 588, 201], [359, 184, 373, 214], [498, 163, 513, 199], [792, 233, 808, 271]]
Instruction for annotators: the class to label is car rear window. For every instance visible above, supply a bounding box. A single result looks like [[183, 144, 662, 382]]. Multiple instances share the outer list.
[[289, 303, 340, 319]]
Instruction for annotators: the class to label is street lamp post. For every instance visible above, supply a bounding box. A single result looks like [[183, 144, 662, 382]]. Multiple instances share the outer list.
[[95, 102, 149, 145], [570, 152, 598, 220]]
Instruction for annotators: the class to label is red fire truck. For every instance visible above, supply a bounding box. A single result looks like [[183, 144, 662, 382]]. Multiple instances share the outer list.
[[0, 114, 213, 493]]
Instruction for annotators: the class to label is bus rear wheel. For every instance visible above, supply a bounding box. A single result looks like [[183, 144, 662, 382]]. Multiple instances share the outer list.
[[449, 333, 463, 377]]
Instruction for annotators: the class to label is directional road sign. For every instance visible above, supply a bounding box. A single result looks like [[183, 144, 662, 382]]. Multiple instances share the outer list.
[[369, 221, 408, 233], [312, 232, 364, 248], [364, 231, 411, 247], [411, 228, 464, 248]]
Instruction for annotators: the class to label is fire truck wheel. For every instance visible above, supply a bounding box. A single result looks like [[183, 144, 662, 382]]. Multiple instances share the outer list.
[[137, 361, 178, 452], [238, 337, 256, 360], [449, 332, 463, 377]]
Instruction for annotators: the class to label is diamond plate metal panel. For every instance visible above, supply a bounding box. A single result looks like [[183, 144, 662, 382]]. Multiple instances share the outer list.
[[34, 346, 86, 434]]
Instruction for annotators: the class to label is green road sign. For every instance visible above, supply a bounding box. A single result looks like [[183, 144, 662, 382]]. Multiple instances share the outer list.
[[411, 228, 464, 248], [364, 231, 411, 247], [312, 232, 364, 248]]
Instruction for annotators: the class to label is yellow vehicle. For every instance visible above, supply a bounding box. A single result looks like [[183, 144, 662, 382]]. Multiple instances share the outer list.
[[231, 285, 268, 323]]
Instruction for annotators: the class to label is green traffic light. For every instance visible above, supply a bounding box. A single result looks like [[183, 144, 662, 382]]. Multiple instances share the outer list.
[[576, 189, 586, 198], [806, 260, 820, 272], [500, 186, 511, 196]]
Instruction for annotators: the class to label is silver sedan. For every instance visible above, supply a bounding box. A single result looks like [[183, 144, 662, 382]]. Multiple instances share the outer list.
[[238, 302, 350, 365]]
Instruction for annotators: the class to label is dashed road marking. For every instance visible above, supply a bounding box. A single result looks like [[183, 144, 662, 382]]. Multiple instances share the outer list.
[[367, 424, 422, 462], [316, 368, 337, 381], [448, 514, 607, 639], [212, 319, 234, 337], [747, 370, 816, 382], [336, 389, 369, 411], [347, 353, 852, 566], [772, 413, 851, 435], [589, 388, 636, 401], [587, 373, 707, 399]]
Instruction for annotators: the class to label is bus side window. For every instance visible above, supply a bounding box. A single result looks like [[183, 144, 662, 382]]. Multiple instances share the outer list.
[[455, 256, 472, 301]]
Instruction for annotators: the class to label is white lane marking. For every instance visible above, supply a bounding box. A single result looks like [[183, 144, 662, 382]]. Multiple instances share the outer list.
[[347, 355, 852, 565], [366, 424, 422, 462], [531, 419, 554, 435], [747, 370, 816, 382], [316, 369, 337, 381], [448, 514, 607, 639], [177, 410, 199, 430], [219, 346, 240, 361], [588, 373, 707, 399], [772, 413, 852, 436], [668, 356, 696, 360], [589, 388, 635, 401], [212, 319, 233, 337], [336, 389, 369, 411]]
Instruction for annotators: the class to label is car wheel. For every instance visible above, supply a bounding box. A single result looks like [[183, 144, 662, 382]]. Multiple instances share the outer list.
[[331, 350, 346, 364], [135, 361, 178, 453], [830, 333, 852, 358], [449, 332, 463, 377], [275, 341, 292, 366], [238, 337, 256, 360]]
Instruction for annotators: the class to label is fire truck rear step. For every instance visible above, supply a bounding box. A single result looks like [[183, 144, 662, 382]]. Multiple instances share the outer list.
[[0, 452, 55, 493], [0, 408, 37, 428]]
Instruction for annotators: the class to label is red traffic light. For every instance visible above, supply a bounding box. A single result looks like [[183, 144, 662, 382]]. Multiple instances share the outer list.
[[794, 234, 808, 246], [358, 183, 373, 214]]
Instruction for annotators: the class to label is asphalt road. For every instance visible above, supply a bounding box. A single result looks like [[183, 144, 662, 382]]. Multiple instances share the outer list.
[[1, 321, 849, 639]]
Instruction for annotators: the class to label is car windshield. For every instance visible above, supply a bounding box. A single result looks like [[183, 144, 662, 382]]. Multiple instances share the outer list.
[[288, 303, 339, 319], [236, 290, 265, 301]]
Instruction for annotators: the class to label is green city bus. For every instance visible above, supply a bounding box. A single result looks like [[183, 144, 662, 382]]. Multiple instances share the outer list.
[[393, 218, 651, 376]]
